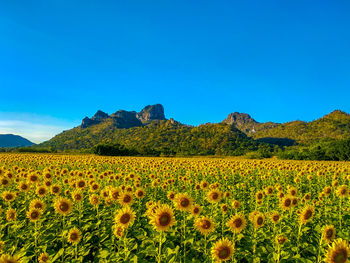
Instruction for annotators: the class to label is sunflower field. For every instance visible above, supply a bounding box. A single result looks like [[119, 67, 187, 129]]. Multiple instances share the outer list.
[[0, 153, 349, 263]]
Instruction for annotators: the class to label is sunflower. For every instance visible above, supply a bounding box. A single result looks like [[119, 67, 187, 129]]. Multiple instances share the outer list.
[[54, 197, 72, 216], [207, 190, 222, 203], [38, 252, 50, 263], [6, 209, 16, 221], [194, 216, 215, 235], [76, 179, 86, 190], [226, 214, 246, 234], [280, 196, 292, 210], [232, 200, 240, 209], [90, 183, 100, 192], [2, 191, 15, 202], [256, 191, 264, 202], [221, 204, 229, 214], [110, 187, 121, 201], [167, 191, 176, 200], [270, 212, 281, 224], [30, 199, 46, 211], [27, 208, 41, 222], [191, 204, 202, 217], [72, 191, 83, 202], [322, 225, 336, 243], [67, 227, 82, 244], [325, 238, 349, 263], [36, 186, 48, 197], [299, 205, 315, 224], [275, 235, 288, 246], [211, 238, 235, 262], [288, 187, 297, 196], [118, 192, 134, 206], [28, 173, 39, 184], [113, 224, 125, 239], [89, 194, 100, 206], [114, 207, 136, 228], [251, 212, 265, 228], [174, 193, 193, 212], [50, 185, 61, 195], [18, 182, 29, 192], [337, 185, 348, 198], [135, 188, 145, 199], [0, 254, 21, 263], [150, 204, 176, 232], [324, 186, 332, 196], [291, 197, 298, 207], [0, 177, 10, 187]]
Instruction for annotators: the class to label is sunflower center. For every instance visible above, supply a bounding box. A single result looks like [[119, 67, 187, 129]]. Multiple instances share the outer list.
[[180, 198, 190, 207], [333, 249, 347, 263], [70, 233, 78, 241], [326, 229, 333, 238], [31, 211, 39, 219], [193, 208, 199, 214], [212, 193, 219, 199], [124, 195, 131, 203], [218, 247, 230, 259], [257, 217, 263, 225], [234, 218, 242, 228], [273, 215, 279, 222], [304, 210, 313, 220], [201, 220, 211, 229], [60, 202, 69, 212], [285, 199, 291, 206], [120, 213, 131, 224], [159, 213, 171, 226]]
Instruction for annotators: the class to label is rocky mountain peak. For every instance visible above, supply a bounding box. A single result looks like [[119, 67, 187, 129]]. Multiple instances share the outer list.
[[80, 104, 166, 128], [136, 104, 166, 123], [91, 110, 109, 121], [223, 112, 258, 126]]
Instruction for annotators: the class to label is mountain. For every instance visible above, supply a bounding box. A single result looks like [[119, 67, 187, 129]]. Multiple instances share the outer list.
[[39, 104, 259, 155], [80, 104, 166, 129], [223, 110, 350, 145], [223, 112, 279, 134], [36, 105, 350, 156], [0, 134, 35, 148]]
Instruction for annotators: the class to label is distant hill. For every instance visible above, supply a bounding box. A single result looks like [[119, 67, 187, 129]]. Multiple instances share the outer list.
[[223, 110, 350, 145], [35, 105, 350, 156], [0, 134, 35, 148], [39, 104, 260, 155]]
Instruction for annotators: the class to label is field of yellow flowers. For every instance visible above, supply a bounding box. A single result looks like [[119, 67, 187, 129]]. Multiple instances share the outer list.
[[0, 153, 349, 263]]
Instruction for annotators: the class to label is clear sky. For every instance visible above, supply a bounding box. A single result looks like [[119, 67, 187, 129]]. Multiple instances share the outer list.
[[1, 1, 350, 143]]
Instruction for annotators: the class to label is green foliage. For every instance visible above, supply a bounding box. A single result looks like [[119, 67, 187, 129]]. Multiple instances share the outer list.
[[39, 120, 260, 156], [254, 110, 350, 144], [278, 138, 350, 161], [92, 143, 135, 156]]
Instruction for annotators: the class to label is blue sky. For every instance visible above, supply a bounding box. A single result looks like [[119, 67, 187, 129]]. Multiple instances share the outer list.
[[1, 1, 350, 143]]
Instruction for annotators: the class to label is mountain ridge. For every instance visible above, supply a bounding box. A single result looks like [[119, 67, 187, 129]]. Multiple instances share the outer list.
[[0, 134, 35, 148], [34, 104, 350, 156]]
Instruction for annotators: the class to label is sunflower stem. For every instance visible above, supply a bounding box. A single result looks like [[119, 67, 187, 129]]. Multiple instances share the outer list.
[[296, 223, 302, 256], [157, 231, 163, 263], [338, 198, 342, 232], [316, 233, 323, 263], [183, 215, 186, 262]]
